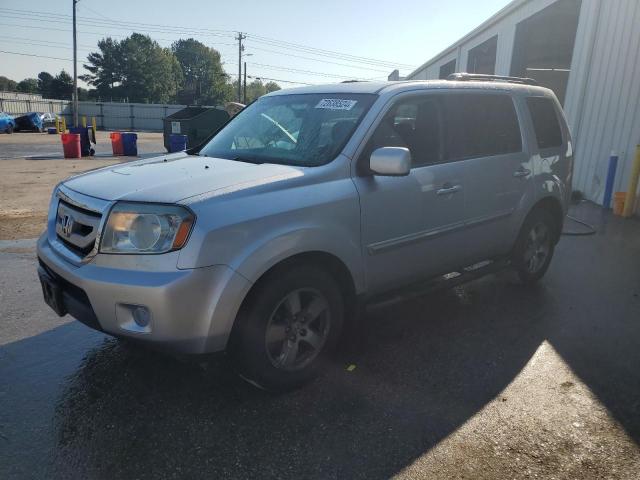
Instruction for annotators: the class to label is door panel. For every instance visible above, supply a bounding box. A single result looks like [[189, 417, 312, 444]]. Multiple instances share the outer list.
[[439, 92, 531, 264], [462, 152, 532, 263], [355, 164, 466, 294], [354, 93, 469, 294]]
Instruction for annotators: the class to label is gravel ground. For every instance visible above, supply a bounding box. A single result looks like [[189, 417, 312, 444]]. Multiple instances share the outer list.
[[0, 202, 639, 479], [0, 131, 165, 240], [0, 130, 165, 160]]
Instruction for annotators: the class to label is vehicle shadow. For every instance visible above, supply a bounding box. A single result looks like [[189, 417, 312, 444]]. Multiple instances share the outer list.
[[3, 203, 637, 479], [46, 274, 553, 479]]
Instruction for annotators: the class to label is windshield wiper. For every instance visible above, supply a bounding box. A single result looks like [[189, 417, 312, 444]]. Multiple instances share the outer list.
[[231, 156, 265, 164]]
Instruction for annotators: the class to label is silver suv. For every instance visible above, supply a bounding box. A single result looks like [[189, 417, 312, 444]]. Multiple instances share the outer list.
[[38, 74, 572, 390]]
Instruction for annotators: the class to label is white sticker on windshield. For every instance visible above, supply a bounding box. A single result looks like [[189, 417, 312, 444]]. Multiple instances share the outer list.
[[315, 98, 358, 110]]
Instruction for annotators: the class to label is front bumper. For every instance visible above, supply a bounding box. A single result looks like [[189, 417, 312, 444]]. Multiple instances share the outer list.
[[37, 234, 251, 354]]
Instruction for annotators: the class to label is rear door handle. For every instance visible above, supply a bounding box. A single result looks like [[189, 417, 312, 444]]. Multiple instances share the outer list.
[[513, 168, 531, 178], [436, 184, 462, 195]]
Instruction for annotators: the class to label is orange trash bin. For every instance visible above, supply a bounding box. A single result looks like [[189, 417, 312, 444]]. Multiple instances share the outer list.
[[61, 133, 81, 159], [110, 132, 124, 155]]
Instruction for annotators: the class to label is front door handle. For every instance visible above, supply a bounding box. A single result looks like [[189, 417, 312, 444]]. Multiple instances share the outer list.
[[513, 168, 531, 178], [436, 184, 462, 196]]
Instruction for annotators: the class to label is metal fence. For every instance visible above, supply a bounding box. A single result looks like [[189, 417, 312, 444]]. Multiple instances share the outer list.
[[0, 91, 44, 101], [0, 97, 188, 132]]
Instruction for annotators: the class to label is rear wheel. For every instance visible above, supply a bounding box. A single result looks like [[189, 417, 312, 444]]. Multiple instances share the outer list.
[[231, 265, 344, 391], [5, 124, 13, 134], [512, 209, 556, 284]]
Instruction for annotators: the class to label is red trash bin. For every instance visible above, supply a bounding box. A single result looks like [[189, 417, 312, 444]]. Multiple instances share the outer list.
[[61, 133, 81, 159], [110, 132, 124, 155]]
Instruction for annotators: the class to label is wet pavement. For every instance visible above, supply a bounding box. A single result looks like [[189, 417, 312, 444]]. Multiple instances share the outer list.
[[1, 202, 639, 479]]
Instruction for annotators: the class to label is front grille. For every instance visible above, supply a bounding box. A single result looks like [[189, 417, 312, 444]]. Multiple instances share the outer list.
[[55, 199, 102, 257]]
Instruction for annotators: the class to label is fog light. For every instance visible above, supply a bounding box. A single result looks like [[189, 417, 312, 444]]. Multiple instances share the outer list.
[[132, 306, 151, 327]]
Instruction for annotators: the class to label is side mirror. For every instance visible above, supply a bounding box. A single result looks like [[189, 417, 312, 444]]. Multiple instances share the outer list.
[[369, 147, 411, 176]]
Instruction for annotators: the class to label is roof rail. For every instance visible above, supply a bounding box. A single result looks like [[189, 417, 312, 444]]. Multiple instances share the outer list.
[[446, 73, 538, 86]]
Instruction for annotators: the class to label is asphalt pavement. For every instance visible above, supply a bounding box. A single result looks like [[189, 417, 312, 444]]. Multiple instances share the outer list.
[[0, 202, 639, 479]]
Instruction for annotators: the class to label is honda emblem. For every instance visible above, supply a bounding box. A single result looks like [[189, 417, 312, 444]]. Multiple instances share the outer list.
[[60, 214, 74, 237]]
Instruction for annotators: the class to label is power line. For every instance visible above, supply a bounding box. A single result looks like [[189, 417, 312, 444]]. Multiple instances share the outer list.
[[0, 8, 404, 86], [0, 7, 413, 70], [248, 75, 315, 86], [76, 2, 116, 22], [247, 62, 369, 81], [245, 44, 392, 73], [0, 50, 72, 61], [246, 34, 414, 69], [0, 36, 95, 51], [0, 23, 238, 52], [0, 11, 235, 39]]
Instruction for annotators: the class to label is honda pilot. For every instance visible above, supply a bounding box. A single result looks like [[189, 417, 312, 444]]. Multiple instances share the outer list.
[[38, 74, 573, 390]]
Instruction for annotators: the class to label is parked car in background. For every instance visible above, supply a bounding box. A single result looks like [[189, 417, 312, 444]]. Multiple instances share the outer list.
[[0, 112, 15, 133], [37, 74, 573, 391], [40, 112, 58, 127], [14, 112, 44, 132]]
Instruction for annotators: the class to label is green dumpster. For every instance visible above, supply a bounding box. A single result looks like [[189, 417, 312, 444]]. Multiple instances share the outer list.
[[163, 107, 230, 152]]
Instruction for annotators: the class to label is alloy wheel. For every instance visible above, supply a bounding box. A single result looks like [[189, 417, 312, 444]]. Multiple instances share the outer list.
[[265, 288, 331, 371], [523, 222, 551, 274]]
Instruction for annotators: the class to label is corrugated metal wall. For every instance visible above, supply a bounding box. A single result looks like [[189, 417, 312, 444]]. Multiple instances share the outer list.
[[0, 91, 44, 101], [565, 0, 640, 205], [0, 98, 187, 132], [408, 0, 558, 79], [405, 0, 640, 209], [0, 97, 69, 116]]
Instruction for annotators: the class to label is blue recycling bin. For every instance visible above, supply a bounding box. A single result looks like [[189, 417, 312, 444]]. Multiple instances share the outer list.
[[169, 134, 188, 152], [121, 132, 138, 156]]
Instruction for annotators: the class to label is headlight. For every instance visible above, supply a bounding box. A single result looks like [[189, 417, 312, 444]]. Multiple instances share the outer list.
[[100, 202, 195, 254]]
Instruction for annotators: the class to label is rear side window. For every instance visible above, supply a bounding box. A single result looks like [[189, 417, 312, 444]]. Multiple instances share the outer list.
[[441, 93, 522, 161], [526, 97, 563, 149]]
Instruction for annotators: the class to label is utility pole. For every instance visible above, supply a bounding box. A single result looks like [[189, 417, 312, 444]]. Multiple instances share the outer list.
[[243, 61, 247, 104], [72, 0, 79, 127], [235, 32, 246, 102]]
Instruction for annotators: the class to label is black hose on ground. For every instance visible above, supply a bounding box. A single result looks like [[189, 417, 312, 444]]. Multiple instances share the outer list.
[[562, 214, 597, 236]]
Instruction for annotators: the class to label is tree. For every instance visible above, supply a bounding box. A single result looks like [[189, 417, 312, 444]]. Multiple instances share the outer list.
[[16, 78, 39, 94], [235, 79, 282, 103], [0, 76, 18, 91], [37, 72, 54, 97], [78, 87, 90, 101], [264, 81, 281, 94], [50, 70, 74, 100], [118, 33, 182, 103], [82, 33, 182, 103], [80, 37, 122, 100], [171, 38, 231, 105]]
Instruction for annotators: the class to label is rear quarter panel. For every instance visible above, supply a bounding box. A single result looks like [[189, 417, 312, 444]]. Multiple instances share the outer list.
[[517, 90, 573, 216]]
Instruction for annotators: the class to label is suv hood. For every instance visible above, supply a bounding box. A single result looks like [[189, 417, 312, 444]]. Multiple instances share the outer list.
[[63, 152, 303, 203]]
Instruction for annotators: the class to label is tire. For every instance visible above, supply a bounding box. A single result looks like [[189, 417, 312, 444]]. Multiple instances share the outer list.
[[231, 264, 344, 391], [512, 209, 556, 285], [5, 124, 13, 134]]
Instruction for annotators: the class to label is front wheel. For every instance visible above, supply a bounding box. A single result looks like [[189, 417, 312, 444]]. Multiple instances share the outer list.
[[5, 124, 13, 134], [231, 265, 344, 391], [512, 209, 556, 284]]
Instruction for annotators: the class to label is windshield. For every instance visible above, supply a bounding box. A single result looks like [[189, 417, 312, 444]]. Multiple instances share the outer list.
[[199, 93, 377, 166]]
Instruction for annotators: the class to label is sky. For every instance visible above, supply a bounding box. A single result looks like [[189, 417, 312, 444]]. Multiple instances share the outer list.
[[0, 0, 512, 89]]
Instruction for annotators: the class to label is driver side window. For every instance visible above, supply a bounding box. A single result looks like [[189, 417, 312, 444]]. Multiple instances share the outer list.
[[362, 96, 444, 169]]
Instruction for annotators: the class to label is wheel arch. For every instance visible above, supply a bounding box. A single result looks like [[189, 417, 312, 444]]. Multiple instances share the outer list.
[[229, 250, 359, 348], [527, 195, 565, 243]]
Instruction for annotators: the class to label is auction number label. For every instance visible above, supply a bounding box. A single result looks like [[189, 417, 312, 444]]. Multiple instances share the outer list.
[[315, 99, 358, 110]]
